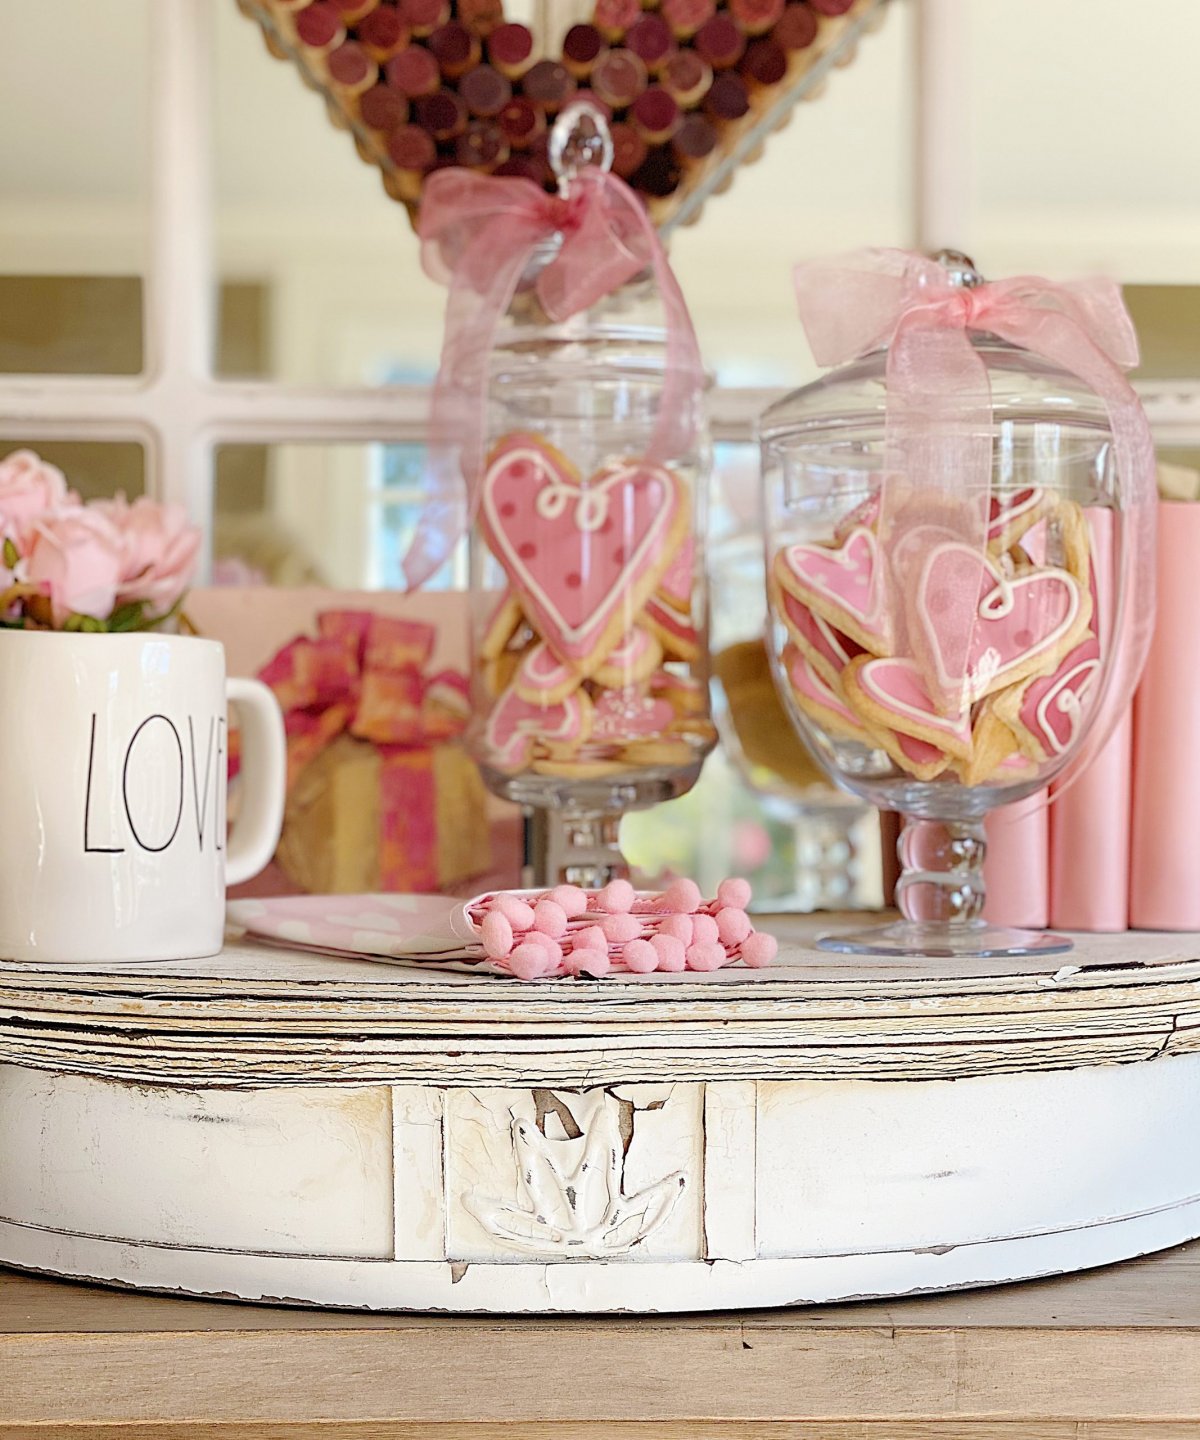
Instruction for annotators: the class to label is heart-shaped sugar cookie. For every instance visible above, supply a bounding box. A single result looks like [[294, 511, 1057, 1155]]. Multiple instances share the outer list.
[[911, 541, 1088, 707], [483, 679, 592, 772], [481, 432, 687, 674], [774, 527, 891, 655]]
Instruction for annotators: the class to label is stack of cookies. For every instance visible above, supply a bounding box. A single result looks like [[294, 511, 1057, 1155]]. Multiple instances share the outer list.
[[475, 432, 714, 782], [771, 489, 1101, 786]]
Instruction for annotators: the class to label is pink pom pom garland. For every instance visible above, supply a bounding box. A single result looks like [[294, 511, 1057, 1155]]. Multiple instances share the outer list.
[[468, 876, 776, 981]]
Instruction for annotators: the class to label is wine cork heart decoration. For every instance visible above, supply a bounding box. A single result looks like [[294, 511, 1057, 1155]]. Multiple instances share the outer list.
[[236, 0, 883, 228], [772, 492, 1101, 786], [477, 433, 711, 780]]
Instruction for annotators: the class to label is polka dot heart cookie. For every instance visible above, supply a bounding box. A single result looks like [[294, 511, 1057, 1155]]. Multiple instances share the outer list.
[[476, 430, 714, 783]]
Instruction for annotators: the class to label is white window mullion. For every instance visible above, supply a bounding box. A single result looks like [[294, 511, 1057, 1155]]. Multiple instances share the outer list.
[[145, 0, 215, 543]]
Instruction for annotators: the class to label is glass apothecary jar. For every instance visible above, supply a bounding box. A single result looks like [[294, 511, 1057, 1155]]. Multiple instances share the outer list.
[[464, 109, 715, 886], [760, 251, 1155, 956]]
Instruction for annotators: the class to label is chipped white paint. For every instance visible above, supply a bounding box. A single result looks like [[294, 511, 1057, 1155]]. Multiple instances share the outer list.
[[3, 928, 1200, 1312]]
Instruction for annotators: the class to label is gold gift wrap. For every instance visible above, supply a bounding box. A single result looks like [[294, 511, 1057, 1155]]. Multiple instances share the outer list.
[[274, 733, 491, 895], [253, 610, 492, 896]]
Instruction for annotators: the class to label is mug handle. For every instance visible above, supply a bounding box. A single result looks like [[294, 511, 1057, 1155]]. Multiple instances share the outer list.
[[225, 678, 288, 887]]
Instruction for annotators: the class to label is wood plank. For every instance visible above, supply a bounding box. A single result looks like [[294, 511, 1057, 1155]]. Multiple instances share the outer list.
[[7, 1319, 1200, 1424], [7, 1254, 1200, 1431], [5, 1424, 1197, 1440]]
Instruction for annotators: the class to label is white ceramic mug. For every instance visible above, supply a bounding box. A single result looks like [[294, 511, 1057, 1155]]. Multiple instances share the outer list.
[[0, 631, 287, 964]]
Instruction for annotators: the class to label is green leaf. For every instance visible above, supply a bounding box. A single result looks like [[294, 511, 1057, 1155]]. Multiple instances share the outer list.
[[106, 601, 146, 633], [63, 614, 84, 632], [2, 538, 18, 570], [78, 615, 106, 633]]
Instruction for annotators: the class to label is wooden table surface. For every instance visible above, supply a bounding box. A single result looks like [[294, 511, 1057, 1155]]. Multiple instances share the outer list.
[[4, 1242, 1200, 1439]]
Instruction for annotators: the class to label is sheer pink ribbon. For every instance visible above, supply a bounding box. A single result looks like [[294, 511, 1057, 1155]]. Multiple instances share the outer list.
[[793, 248, 1156, 762], [403, 168, 704, 589]]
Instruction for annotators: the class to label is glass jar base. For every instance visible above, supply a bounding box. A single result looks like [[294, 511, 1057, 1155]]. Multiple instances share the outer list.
[[482, 764, 703, 815], [815, 919, 1073, 960]]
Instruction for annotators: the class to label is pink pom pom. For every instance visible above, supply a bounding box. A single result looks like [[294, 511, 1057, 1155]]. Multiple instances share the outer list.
[[691, 913, 719, 945], [567, 947, 611, 979], [658, 912, 693, 944], [494, 893, 536, 930], [686, 941, 727, 972], [533, 898, 568, 938], [715, 907, 753, 945], [650, 933, 686, 972], [602, 911, 641, 944], [661, 877, 702, 913], [598, 878, 636, 912], [480, 910, 514, 959], [549, 883, 588, 918], [717, 877, 753, 910], [573, 924, 608, 951], [523, 929, 562, 956], [739, 931, 778, 968], [622, 938, 658, 973], [506, 942, 547, 980]]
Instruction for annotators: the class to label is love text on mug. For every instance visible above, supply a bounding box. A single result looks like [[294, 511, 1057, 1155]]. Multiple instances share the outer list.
[[83, 713, 227, 855]]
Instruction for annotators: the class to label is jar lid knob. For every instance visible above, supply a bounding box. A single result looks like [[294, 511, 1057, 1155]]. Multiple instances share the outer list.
[[549, 101, 614, 197], [932, 249, 984, 288]]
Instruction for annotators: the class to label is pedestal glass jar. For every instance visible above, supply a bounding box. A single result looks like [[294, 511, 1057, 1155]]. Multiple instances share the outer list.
[[760, 253, 1155, 957], [466, 109, 715, 886]]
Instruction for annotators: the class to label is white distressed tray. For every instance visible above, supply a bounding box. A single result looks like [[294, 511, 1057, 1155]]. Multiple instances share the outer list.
[[1, 922, 1199, 1313]]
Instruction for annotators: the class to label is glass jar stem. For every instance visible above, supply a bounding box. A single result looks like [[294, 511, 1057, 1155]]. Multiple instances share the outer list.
[[894, 815, 987, 929], [525, 809, 629, 890]]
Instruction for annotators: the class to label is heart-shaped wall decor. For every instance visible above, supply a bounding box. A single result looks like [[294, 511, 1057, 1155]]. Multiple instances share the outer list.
[[235, 0, 887, 230]]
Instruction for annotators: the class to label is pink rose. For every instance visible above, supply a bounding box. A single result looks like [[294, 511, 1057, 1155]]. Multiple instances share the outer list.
[[0, 450, 75, 545], [25, 508, 126, 627], [96, 495, 201, 617]]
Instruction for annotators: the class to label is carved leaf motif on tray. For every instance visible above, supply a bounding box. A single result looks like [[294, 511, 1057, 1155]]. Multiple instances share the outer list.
[[466, 1088, 685, 1257]]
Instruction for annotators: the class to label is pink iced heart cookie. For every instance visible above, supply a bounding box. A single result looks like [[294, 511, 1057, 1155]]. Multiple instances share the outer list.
[[514, 642, 585, 705], [778, 586, 865, 688], [643, 594, 700, 660], [593, 627, 663, 689], [483, 681, 592, 773], [833, 491, 881, 543], [481, 433, 687, 673], [657, 535, 695, 611], [774, 527, 891, 655], [912, 541, 1088, 706], [592, 687, 676, 741], [782, 644, 870, 747], [995, 633, 1102, 764], [987, 487, 1052, 551], [843, 655, 971, 781]]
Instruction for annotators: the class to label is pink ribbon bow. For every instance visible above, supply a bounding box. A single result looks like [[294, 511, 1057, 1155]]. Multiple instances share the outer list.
[[792, 248, 1156, 762], [404, 168, 704, 590]]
